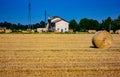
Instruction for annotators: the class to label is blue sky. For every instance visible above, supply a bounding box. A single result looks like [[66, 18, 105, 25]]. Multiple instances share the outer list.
[[0, 0, 120, 25]]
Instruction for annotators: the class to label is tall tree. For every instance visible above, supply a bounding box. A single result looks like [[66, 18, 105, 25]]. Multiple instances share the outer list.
[[69, 19, 78, 31], [89, 19, 100, 30], [113, 15, 120, 31], [79, 18, 100, 31], [101, 17, 113, 32], [79, 18, 89, 31], [40, 21, 45, 28]]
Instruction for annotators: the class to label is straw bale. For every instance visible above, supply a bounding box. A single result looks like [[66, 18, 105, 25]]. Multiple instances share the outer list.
[[88, 30, 96, 34], [69, 29, 73, 33], [92, 30, 113, 48], [22, 30, 29, 33], [31, 30, 35, 33], [0, 30, 4, 33], [54, 30, 59, 33], [5, 29, 12, 33], [38, 30, 43, 33], [115, 30, 120, 34], [110, 30, 114, 34]]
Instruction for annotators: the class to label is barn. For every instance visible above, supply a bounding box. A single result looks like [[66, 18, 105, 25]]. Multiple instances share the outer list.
[[48, 16, 69, 32], [37, 16, 69, 32]]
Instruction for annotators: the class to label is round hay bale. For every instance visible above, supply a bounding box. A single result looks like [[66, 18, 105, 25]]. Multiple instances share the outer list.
[[118, 30, 120, 34], [31, 30, 35, 33], [88, 30, 96, 34], [18, 29, 22, 32], [110, 30, 114, 34], [115, 30, 120, 34], [69, 29, 73, 33], [92, 30, 113, 48], [38, 30, 43, 33], [0, 30, 4, 33], [5, 29, 12, 33], [54, 30, 59, 33], [22, 30, 29, 33]]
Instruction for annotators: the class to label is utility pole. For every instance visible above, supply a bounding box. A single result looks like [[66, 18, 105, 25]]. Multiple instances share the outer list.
[[28, 0, 31, 30]]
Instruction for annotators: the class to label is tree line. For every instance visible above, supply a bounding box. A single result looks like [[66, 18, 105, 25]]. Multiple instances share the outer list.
[[69, 15, 120, 32], [0, 21, 45, 32], [0, 15, 120, 32]]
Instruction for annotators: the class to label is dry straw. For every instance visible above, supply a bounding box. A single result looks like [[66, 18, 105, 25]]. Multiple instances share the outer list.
[[5, 29, 12, 33], [54, 30, 59, 33], [38, 30, 43, 33], [69, 29, 73, 33], [110, 30, 114, 34], [0, 30, 4, 33], [92, 30, 113, 48], [31, 30, 35, 33], [115, 30, 120, 34], [22, 30, 29, 33], [88, 30, 96, 34]]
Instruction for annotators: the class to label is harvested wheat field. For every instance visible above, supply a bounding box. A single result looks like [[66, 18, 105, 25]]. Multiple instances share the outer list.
[[0, 34, 120, 77]]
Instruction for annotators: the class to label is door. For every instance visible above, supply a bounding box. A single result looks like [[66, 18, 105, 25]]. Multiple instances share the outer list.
[[61, 29, 63, 32]]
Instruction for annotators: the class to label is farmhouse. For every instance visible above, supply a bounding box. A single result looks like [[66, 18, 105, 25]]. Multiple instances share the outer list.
[[37, 16, 69, 32], [48, 16, 69, 32]]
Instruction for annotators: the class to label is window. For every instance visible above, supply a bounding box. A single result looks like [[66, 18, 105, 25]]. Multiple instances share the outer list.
[[65, 28, 67, 30]]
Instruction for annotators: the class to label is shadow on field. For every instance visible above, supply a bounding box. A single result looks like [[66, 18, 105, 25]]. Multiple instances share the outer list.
[[90, 46, 96, 48]]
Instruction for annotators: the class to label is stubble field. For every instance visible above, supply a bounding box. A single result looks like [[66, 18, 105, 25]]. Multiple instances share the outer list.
[[0, 34, 120, 77]]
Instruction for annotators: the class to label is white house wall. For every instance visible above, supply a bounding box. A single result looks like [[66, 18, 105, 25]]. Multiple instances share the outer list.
[[55, 20, 69, 32]]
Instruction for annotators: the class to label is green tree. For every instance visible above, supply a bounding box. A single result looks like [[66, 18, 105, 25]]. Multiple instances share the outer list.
[[101, 17, 113, 32], [35, 23, 41, 28], [79, 18, 89, 31], [40, 21, 45, 28], [113, 15, 120, 31], [89, 19, 100, 30], [69, 19, 78, 31], [79, 18, 100, 31], [3, 21, 12, 29]]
